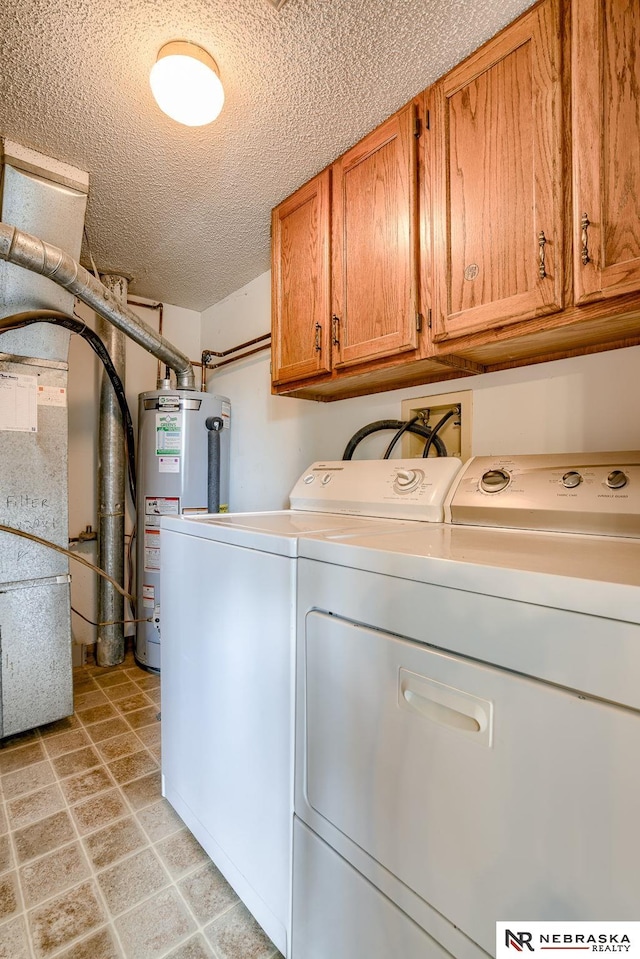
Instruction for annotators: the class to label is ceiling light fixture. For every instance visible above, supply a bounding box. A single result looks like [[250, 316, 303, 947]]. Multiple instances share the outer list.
[[150, 41, 224, 127]]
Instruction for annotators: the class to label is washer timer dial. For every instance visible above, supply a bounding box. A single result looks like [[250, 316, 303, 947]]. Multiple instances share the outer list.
[[393, 468, 424, 494], [480, 468, 511, 493]]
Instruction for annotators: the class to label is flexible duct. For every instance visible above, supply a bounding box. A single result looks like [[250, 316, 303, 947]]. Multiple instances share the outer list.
[[0, 221, 196, 390]]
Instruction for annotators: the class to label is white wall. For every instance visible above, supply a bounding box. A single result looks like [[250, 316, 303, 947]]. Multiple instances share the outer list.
[[202, 270, 640, 512]]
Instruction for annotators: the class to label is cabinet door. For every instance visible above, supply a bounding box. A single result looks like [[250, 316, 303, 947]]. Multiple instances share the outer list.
[[432, 0, 564, 341], [332, 104, 420, 369], [271, 171, 331, 385], [573, 0, 640, 304]]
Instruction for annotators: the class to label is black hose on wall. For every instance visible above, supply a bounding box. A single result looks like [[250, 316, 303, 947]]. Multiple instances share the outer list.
[[342, 419, 448, 461]]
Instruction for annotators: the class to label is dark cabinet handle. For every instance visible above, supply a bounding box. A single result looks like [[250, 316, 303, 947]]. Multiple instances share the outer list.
[[538, 231, 547, 279], [581, 213, 590, 266], [331, 314, 340, 347], [314, 322, 322, 352]]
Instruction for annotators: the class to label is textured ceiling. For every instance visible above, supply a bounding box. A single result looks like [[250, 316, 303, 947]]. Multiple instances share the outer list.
[[1, 0, 535, 312]]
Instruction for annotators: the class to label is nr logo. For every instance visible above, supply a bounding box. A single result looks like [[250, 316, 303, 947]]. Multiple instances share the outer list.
[[506, 930, 535, 952]]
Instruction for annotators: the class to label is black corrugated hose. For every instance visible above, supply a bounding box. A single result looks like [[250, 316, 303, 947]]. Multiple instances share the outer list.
[[342, 418, 448, 460], [0, 310, 136, 502]]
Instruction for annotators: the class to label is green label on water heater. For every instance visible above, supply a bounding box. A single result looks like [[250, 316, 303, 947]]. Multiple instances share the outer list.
[[155, 412, 183, 456]]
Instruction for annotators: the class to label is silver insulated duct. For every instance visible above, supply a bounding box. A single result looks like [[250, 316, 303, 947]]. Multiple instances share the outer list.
[[0, 140, 89, 736]]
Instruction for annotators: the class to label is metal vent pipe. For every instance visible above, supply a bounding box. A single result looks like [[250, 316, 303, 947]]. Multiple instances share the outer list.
[[0, 222, 196, 390], [97, 274, 127, 666]]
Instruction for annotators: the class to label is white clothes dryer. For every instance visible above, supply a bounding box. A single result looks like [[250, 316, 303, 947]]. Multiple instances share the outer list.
[[292, 452, 640, 959]]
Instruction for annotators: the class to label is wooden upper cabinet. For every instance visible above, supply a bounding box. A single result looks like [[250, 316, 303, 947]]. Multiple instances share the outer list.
[[432, 0, 564, 341], [331, 103, 420, 369], [271, 170, 331, 385], [573, 0, 640, 304]]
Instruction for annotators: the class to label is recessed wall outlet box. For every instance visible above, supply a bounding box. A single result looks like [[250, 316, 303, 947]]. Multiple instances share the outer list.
[[401, 389, 472, 461]]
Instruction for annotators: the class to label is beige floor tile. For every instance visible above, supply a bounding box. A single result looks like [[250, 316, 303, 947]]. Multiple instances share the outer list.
[[95, 733, 143, 763], [70, 789, 128, 835], [86, 718, 131, 744], [94, 673, 131, 690], [59, 766, 115, 805], [76, 703, 118, 726], [42, 729, 91, 758], [0, 743, 46, 775], [39, 716, 81, 737], [0, 806, 6, 837], [13, 811, 75, 864], [55, 925, 123, 959], [156, 829, 209, 879], [165, 935, 215, 959], [132, 675, 161, 692], [204, 901, 279, 959], [83, 816, 147, 870], [114, 887, 196, 959], [114, 693, 152, 714], [0, 730, 40, 753], [52, 747, 101, 779], [134, 724, 161, 749], [0, 836, 12, 875], [136, 799, 183, 843], [146, 688, 162, 706], [74, 690, 109, 710], [1, 760, 55, 800], [97, 847, 169, 916], [73, 680, 100, 697], [19, 842, 90, 908], [121, 771, 162, 810], [0, 873, 20, 923], [27, 880, 106, 958], [124, 707, 159, 730], [104, 683, 139, 703], [0, 914, 31, 958], [8, 784, 65, 829], [107, 750, 158, 785], [178, 862, 238, 924]]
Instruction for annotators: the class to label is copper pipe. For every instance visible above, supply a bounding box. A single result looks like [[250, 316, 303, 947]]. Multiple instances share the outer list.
[[201, 333, 271, 391], [207, 343, 270, 371]]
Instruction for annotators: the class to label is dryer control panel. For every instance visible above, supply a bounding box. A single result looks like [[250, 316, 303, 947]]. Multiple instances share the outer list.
[[290, 459, 463, 522], [446, 451, 640, 536]]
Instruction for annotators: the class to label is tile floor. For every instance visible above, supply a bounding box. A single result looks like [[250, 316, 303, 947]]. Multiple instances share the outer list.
[[0, 647, 284, 959]]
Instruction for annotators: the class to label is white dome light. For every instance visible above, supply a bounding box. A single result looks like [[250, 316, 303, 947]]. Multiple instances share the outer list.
[[150, 41, 224, 127]]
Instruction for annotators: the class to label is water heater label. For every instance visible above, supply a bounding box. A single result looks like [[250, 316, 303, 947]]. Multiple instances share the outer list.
[[144, 496, 180, 527], [155, 412, 183, 455], [221, 401, 231, 427], [158, 457, 180, 473], [37, 385, 67, 408], [142, 585, 155, 608], [144, 528, 160, 570]]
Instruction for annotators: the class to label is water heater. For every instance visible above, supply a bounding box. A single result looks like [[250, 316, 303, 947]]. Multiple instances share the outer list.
[[136, 389, 230, 671]]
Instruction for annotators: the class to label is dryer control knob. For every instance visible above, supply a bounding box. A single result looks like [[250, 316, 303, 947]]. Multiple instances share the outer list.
[[480, 468, 511, 493], [562, 470, 582, 489], [606, 469, 628, 490], [394, 469, 423, 493]]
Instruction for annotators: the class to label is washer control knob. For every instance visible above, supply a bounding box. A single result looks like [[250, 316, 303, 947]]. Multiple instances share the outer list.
[[393, 468, 424, 493], [480, 468, 511, 493], [606, 469, 628, 490], [303, 474, 315, 485], [321, 473, 332, 486], [562, 470, 582, 489]]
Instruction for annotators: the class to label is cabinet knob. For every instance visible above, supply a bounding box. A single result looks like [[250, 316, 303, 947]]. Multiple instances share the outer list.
[[581, 213, 591, 266]]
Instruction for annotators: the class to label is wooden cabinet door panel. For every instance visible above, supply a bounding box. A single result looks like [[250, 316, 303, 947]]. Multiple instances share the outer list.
[[271, 171, 331, 385], [332, 104, 419, 369], [573, 0, 640, 304], [433, 0, 564, 340]]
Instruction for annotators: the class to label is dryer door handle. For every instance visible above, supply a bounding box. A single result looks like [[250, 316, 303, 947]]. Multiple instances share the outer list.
[[399, 668, 493, 746]]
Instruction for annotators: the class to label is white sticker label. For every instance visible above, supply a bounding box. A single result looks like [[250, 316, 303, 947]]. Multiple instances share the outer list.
[[143, 528, 160, 571], [37, 385, 67, 408], [221, 400, 231, 428], [0, 372, 38, 432], [156, 412, 183, 456], [158, 456, 180, 473], [145, 496, 180, 523], [142, 584, 155, 609]]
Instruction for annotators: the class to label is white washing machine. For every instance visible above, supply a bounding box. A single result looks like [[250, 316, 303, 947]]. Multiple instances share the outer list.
[[159, 457, 463, 957], [292, 452, 640, 959]]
